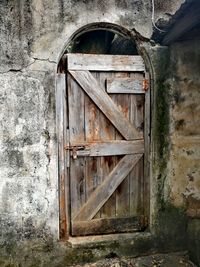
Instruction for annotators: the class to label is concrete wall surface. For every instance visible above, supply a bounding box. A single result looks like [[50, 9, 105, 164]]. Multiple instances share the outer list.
[[169, 40, 200, 266]]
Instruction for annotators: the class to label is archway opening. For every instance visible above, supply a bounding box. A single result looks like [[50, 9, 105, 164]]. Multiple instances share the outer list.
[[58, 26, 141, 72], [66, 29, 139, 55]]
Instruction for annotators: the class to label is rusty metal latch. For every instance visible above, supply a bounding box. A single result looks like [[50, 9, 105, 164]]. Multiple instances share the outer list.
[[143, 79, 149, 91], [64, 145, 85, 159]]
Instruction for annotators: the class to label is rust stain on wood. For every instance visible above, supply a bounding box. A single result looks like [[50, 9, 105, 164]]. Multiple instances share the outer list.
[[143, 79, 149, 91]]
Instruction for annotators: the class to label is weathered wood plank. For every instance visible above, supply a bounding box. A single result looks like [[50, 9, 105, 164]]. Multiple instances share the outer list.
[[107, 78, 144, 94], [84, 72, 101, 217], [135, 94, 145, 135], [130, 157, 144, 215], [128, 91, 136, 216], [68, 74, 85, 143], [132, 93, 145, 215], [129, 75, 145, 215], [112, 79, 130, 217], [115, 86, 130, 217], [69, 70, 142, 140], [67, 140, 144, 157], [98, 72, 116, 219], [68, 74, 86, 219], [73, 154, 143, 221], [63, 77, 70, 238], [143, 72, 150, 217], [71, 216, 147, 236], [56, 74, 67, 238], [67, 53, 145, 71]]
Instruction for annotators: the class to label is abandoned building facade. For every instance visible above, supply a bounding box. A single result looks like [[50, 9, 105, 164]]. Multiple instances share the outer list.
[[0, 0, 200, 266]]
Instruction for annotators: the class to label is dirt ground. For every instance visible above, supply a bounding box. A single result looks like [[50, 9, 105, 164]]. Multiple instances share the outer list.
[[74, 252, 196, 267]]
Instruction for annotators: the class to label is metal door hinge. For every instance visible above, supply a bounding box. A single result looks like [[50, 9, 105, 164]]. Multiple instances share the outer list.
[[143, 79, 149, 91]]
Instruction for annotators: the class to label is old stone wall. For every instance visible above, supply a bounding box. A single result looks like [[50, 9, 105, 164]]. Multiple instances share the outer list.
[[169, 39, 200, 265], [169, 40, 200, 209], [0, 0, 193, 266]]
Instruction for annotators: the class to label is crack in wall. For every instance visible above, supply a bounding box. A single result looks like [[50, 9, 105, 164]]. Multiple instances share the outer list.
[[0, 57, 56, 75]]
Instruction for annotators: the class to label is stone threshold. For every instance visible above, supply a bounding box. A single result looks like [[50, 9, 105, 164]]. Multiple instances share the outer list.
[[66, 232, 152, 248]]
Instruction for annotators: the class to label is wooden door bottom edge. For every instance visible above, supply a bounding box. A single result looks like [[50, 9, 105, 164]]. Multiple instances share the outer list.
[[71, 215, 148, 236]]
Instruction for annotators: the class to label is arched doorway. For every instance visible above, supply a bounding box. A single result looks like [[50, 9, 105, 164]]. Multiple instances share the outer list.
[[57, 24, 150, 239]]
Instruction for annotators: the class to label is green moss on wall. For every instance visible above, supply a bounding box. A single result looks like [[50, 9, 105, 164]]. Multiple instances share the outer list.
[[188, 219, 200, 266], [154, 203, 188, 252], [153, 47, 171, 172]]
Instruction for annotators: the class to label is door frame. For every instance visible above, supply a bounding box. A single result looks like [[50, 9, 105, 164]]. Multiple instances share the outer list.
[[56, 24, 152, 240]]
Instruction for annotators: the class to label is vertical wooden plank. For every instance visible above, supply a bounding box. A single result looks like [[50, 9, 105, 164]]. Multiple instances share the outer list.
[[129, 72, 145, 216], [115, 72, 130, 217], [144, 72, 150, 218], [64, 77, 70, 238], [68, 73, 86, 220], [84, 72, 101, 219], [99, 72, 116, 219], [56, 74, 67, 238], [136, 94, 145, 216], [130, 157, 144, 215]]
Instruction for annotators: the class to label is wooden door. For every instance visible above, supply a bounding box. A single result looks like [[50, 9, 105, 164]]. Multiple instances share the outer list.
[[65, 53, 150, 236]]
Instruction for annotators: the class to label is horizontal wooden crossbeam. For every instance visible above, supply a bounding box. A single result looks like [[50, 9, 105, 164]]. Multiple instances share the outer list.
[[107, 77, 145, 94], [65, 140, 144, 157], [67, 53, 145, 71], [72, 215, 148, 236]]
